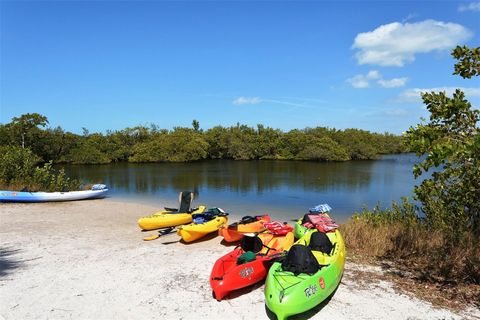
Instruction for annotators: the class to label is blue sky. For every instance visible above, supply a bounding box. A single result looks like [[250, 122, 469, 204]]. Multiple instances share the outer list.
[[0, 1, 479, 134]]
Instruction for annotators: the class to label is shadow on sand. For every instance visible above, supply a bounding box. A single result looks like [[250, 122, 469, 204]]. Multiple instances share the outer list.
[[218, 280, 266, 301], [220, 239, 240, 247], [0, 247, 25, 277]]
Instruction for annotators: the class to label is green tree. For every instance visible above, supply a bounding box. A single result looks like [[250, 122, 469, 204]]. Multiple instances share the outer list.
[[0, 146, 41, 184], [129, 128, 208, 162], [204, 126, 230, 159], [405, 45, 480, 234], [298, 136, 349, 161], [11, 113, 48, 149], [192, 119, 200, 132], [255, 124, 284, 159], [451, 45, 480, 79], [227, 124, 257, 160]]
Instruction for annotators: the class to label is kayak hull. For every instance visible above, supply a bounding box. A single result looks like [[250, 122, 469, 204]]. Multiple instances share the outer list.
[[293, 219, 308, 239], [0, 189, 108, 203], [218, 228, 244, 242], [210, 248, 273, 300], [210, 231, 294, 300], [138, 213, 193, 231], [178, 216, 228, 243], [265, 230, 345, 320], [137, 206, 206, 231]]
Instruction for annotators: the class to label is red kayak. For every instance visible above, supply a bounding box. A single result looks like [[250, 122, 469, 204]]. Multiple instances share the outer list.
[[210, 222, 294, 301]]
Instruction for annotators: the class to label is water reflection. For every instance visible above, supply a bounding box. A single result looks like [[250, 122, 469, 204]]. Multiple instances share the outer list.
[[60, 154, 418, 222], [63, 160, 374, 193]]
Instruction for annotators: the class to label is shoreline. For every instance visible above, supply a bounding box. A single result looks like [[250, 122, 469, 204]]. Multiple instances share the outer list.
[[0, 199, 478, 319]]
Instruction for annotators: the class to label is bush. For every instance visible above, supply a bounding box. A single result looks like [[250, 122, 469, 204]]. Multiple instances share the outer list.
[[62, 142, 111, 164], [0, 146, 40, 184], [342, 200, 480, 285], [0, 146, 80, 191]]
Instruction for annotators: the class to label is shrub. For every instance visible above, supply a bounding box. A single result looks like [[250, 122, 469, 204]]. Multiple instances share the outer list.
[[0, 146, 80, 191]]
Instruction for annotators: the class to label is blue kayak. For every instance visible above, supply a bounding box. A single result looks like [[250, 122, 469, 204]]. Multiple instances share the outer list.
[[0, 184, 108, 202]]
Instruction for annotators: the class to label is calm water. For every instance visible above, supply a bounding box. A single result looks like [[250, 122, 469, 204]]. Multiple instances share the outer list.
[[60, 154, 420, 223]]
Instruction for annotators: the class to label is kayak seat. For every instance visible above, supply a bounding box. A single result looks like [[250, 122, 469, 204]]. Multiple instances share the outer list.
[[309, 232, 333, 254], [240, 235, 263, 253], [239, 216, 258, 225], [178, 191, 194, 212], [164, 191, 195, 213], [281, 244, 320, 276], [301, 213, 311, 224]]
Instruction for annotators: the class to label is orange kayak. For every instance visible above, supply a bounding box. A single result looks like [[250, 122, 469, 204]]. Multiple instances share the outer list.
[[219, 215, 271, 242]]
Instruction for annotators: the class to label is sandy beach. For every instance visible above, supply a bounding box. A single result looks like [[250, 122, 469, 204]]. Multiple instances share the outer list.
[[0, 199, 478, 320]]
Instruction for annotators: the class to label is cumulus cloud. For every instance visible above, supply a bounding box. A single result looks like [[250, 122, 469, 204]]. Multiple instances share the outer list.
[[347, 70, 408, 89], [398, 87, 480, 102], [458, 1, 480, 12], [346, 75, 370, 88], [352, 20, 473, 67], [366, 70, 381, 80], [378, 77, 408, 88], [346, 70, 382, 88], [232, 96, 262, 105]]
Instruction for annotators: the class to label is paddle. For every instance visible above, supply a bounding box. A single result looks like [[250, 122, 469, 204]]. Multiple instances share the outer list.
[[143, 227, 176, 241]]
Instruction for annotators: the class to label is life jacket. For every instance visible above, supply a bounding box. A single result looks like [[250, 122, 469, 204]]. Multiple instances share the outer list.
[[302, 213, 339, 233], [263, 221, 293, 235]]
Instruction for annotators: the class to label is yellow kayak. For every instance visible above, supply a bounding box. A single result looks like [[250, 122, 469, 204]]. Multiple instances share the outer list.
[[137, 206, 206, 231], [178, 211, 228, 243]]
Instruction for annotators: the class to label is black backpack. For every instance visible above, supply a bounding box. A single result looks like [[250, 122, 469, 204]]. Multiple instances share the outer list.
[[281, 244, 319, 276], [309, 232, 333, 254]]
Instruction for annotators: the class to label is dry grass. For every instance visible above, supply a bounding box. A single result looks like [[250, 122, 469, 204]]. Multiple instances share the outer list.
[[341, 218, 480, 309]]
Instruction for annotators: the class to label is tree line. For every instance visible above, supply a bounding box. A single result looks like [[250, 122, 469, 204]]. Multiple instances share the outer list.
[[0, 117, 406, 164]]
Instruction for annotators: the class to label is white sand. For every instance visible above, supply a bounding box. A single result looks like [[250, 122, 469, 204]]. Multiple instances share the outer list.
[[0, 200, 478, 320]]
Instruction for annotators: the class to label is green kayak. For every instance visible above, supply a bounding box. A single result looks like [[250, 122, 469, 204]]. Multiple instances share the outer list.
[[293, 218, 308, 239], [264, 229, 345, 320]]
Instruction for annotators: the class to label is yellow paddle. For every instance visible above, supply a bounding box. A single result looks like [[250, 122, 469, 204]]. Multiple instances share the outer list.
[[142, 226, 176, 241]]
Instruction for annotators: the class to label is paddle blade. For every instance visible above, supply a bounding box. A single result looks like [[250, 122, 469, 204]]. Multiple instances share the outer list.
[[143, 234, 160, 241]]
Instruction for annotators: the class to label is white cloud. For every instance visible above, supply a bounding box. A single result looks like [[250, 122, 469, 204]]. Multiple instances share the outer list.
[[458, 1, 480, 12], [378, 77, 408, 88], [386, 108, 409, 116], [366, 70, 381, 80], [231, 96, 320, 109], [232, 96, 262, 105], [398, 87, 480, 102], [352, 20, 473, 67], [347, 74, 371, 88], [347, 70, 408, 89]]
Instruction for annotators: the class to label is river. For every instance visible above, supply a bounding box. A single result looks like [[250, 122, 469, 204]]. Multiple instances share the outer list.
[[61, 153, 420, 223]]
